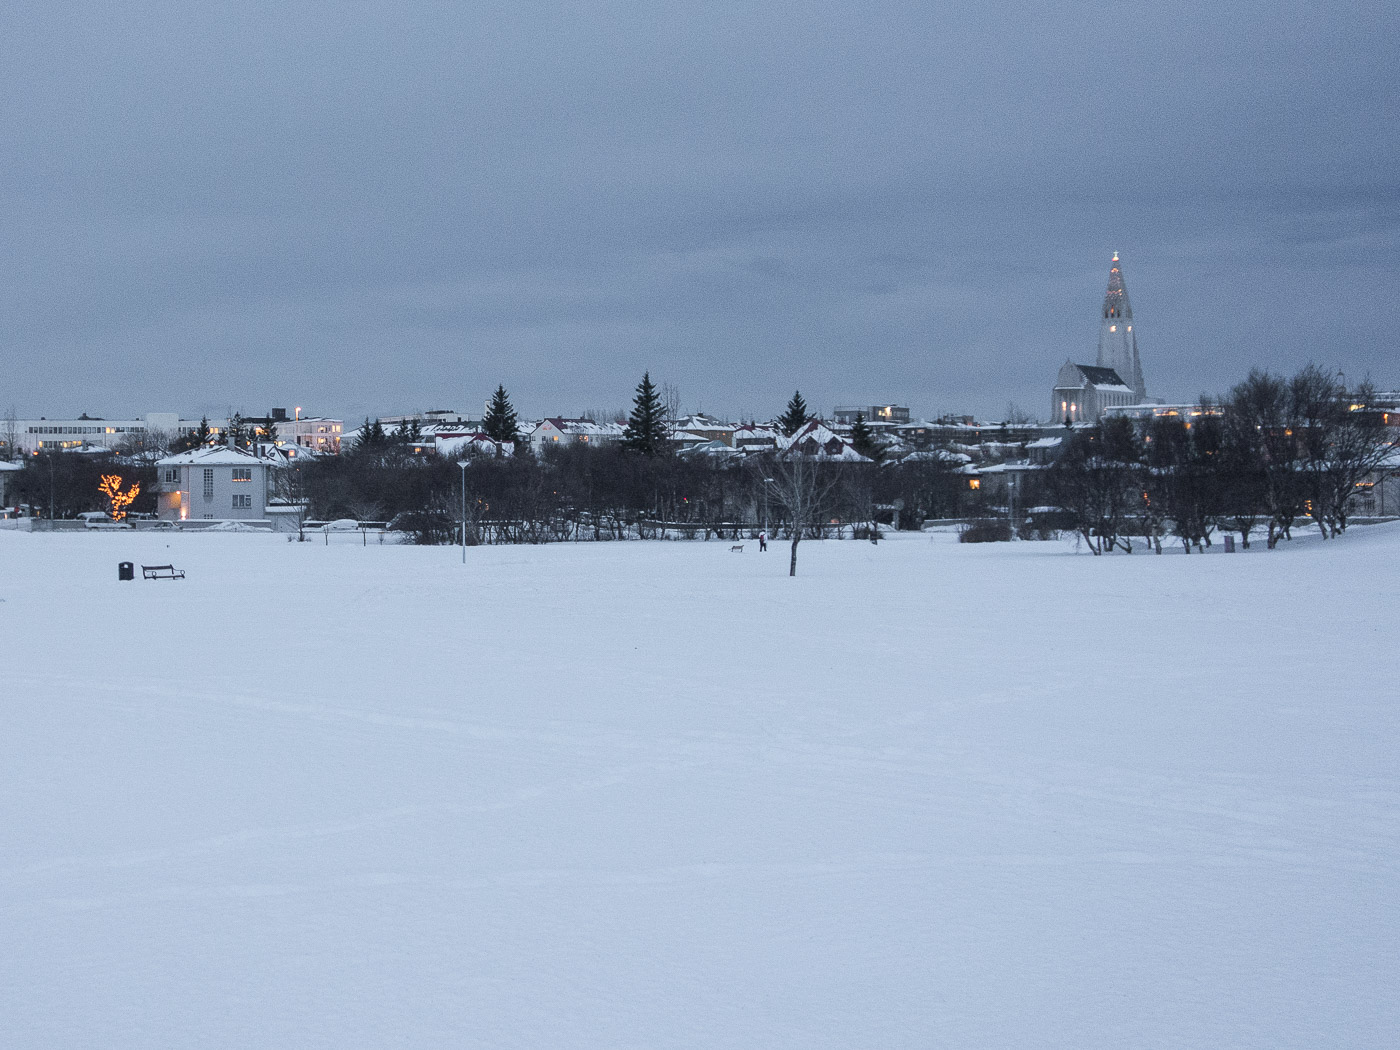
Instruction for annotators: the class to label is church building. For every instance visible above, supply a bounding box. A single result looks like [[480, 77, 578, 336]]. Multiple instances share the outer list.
[[1051, 253, 1150, 423]]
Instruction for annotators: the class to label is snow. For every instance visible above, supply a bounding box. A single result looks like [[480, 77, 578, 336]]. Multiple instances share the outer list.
[[156, 446, 264, 467], [2, 525, 1398, 1048]]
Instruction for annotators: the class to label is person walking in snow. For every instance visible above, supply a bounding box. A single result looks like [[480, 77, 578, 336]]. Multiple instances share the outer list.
[[758, 531, 767, 552]]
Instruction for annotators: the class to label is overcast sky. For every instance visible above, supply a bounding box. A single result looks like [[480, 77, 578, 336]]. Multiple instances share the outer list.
[[3, 1, 1397, 424]]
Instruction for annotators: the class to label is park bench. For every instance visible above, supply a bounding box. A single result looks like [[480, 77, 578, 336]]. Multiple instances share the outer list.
[[142, 564, 185, 580]]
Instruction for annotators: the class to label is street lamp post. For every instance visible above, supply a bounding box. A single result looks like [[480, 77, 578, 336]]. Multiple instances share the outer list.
[[1008, 474, 1017, 542], [458, 459, 469, 563]]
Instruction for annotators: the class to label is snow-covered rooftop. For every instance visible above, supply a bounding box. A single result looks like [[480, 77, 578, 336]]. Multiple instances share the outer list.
[[156, 446, 267, 467]]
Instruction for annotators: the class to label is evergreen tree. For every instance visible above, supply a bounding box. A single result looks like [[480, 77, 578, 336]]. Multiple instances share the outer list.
[[226, 412, 249, 448], [622, 372, 668, 456], [170, 416, 211, 453], [483, 385, 520, 447], [849, 412, 878, 460], [778, 391, 810, 436], [355, 417, 390, 455]]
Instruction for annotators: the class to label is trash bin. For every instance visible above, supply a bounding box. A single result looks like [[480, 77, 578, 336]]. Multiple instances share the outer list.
[[118, 561, 134, 581], [1223, 535, 1236, 553]]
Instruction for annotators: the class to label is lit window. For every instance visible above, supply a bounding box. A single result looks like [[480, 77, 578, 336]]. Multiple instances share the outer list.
[[231, 467, 252, 482], [1110, 325, 1117, 332]]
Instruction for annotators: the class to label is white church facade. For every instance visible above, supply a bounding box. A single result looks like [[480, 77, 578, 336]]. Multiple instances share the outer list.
[[1051, 253, 1153, 423]]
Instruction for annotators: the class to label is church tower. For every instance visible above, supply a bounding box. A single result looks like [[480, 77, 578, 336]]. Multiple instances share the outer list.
[[1096, 253, 1147, 403]]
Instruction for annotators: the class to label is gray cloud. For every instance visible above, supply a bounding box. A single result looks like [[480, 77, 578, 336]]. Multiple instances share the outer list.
[[3, 0, 1397, 423]]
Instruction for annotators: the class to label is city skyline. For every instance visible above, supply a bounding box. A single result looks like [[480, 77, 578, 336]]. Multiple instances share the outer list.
[[4, 3, 1396, 423]]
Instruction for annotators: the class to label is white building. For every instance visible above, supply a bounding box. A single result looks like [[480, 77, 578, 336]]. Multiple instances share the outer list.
[[1049, 253, 1154, 423], [153, 446, 272, 522], [529, 418, 626, 454], [274, 415, 342, 452], [1051, 363, 1137, 424], [9, 412, 184, 454], [832, 405, 911, 425]]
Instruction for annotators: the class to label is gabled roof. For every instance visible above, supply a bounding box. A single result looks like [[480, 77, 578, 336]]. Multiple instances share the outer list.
[[1075, 364, 1128, 387], [437, 432, 515, 457], [671, 413, 735, 433], [535, 418, 625, 437], [156, 445, 266, 467], [779, 420, 873, 462]]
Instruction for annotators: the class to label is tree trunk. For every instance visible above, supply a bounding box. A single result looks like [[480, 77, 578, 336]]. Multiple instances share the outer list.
[[789, 527, 800, 576]]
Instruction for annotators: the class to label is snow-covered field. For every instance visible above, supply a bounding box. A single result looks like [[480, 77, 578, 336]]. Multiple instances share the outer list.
[[2, 526, 1397, 1048]]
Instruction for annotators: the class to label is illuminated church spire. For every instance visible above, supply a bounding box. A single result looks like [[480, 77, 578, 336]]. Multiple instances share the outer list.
[[1096, 252, 1147, 402]]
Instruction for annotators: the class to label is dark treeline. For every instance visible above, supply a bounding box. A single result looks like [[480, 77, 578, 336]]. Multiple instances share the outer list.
[[1047, 365, 1395, 554], [302, 440, 970, 551], [9, 451, 157, 519]]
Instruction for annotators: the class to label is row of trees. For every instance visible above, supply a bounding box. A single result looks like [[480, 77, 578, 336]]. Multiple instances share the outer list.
[[6, 452, 158, 519], [300, 441, 970, 572], [1047, 366, 1395, 553]]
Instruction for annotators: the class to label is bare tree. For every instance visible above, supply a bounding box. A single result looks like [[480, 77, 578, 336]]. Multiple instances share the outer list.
[[1293, 372, 1396, 536], [661, 382, 682, 422], [346, 499, 384, 523], [270, 461, 311, 540], [116, 427, 172, 460], [1327, 382, 1398, 532], [2, 406, 18, 461], [1003, 402, 1034, 426], [751, 453, 844, 576], [1045, 425, 1139, 555], [1226, 369, 1304, 548]]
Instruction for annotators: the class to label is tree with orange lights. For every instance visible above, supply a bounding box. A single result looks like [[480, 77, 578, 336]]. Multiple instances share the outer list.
[[99, 474, 141, 521]]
